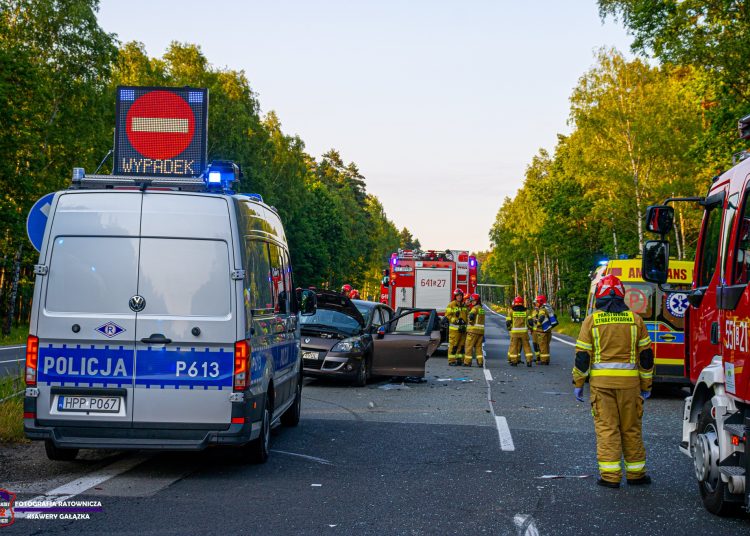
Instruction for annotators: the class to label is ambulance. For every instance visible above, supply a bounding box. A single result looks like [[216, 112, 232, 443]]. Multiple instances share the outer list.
[[587, 258, 693, 384], [23, 166, 311, 463]]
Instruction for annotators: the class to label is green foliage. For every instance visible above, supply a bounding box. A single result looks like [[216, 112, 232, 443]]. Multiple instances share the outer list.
[[0, 5, 413, 328], [484, 50, 709, 308]]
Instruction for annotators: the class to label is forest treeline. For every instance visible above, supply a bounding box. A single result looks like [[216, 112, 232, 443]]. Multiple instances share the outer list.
[[482, 1, 750, 308], [0, 0, 417, 331]]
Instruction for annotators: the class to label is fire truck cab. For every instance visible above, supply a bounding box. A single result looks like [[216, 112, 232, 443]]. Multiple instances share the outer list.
[[643, 116, 750, 515], [380, 249, 478, 341]]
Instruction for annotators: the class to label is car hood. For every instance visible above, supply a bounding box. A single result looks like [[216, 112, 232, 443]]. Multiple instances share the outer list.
[[313, 290, 366, 327]]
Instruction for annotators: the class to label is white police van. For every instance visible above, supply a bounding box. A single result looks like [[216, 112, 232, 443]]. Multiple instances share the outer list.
[[23, 167, 312, 463]]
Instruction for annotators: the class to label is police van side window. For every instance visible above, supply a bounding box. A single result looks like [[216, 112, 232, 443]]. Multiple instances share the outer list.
[[698, 200, 724, 287], [244, 239, 274, 317], [268, 244, 289, 315]]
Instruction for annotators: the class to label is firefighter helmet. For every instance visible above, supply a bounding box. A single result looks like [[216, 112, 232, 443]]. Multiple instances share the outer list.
[[535, 294, 547, 305], [341, 284, 352, 294], [453, 289, 464, 297], [471, 293, 481, 303], [595, 274, 625, 299], [349, 289, 360, 300], [513, 296, 524, 306]]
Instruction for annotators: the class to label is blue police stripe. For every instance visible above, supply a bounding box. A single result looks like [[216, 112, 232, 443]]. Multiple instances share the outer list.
[[38, 344, 133, 387], [134, 346, 233, 389]]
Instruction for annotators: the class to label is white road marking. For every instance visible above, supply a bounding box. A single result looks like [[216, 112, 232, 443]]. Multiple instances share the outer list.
[[0, 345, 25, 350], [495, 416, 515, 452], [271, 450, 334, 466], [514, 514, 540, 536], [17, 454, 150, 517], [483, 368, 493, 382], [552, 336, 575, 347], [0, 358, 23, 364]]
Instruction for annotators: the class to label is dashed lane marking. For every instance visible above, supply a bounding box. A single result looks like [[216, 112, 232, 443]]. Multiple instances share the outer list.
[[495, 416, 515, 452], [483, 368, 493, 382]]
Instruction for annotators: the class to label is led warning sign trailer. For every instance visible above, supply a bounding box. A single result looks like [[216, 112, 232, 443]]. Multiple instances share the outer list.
[[114, 86, 208, 177]]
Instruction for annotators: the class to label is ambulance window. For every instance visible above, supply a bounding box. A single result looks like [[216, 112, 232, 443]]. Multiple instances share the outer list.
[[733, 192, 750, 285], [138, 239, 230, 317], [268, 244, 289, 315], [244, 239, 274, 316], [698, 200, 724, 287], [46, 237, 139, 314]]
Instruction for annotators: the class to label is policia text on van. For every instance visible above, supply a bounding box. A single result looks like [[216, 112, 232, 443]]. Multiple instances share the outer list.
[[23, 170, 314, 463]]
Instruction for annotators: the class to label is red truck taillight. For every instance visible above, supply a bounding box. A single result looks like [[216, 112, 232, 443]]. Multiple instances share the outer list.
[[25, 335, 39, 386], [234, 340, 250, 391]]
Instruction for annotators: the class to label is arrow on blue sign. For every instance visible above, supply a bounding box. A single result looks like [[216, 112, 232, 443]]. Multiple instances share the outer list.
[[26, 192, 55, 252]]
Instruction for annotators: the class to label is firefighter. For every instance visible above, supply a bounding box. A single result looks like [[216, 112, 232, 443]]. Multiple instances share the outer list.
[[341, 284, 352, 296], [530, 299, 543, 362], [464, 293, 485, 367], [572, 274, 654, 488], [534, 295, 555, 365], [506, 296, 536, 367], [349, 289, 361, 300], [445, 289, 469, 366]]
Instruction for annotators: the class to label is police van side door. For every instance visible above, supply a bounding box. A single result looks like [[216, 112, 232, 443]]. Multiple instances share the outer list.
[[35, 192, 142, 427], [131, 194, 236, 427]]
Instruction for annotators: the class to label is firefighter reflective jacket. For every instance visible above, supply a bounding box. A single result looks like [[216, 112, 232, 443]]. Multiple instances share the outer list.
[[572, 310, 653, 391], [505, 306, 530, 334], [446, 300, 469, 329], [468, 305, 485, 334]]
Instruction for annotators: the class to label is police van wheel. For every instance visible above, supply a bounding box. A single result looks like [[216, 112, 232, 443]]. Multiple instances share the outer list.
[[247, 396, 272, 464], [44, 439, 78, 461], [281, 376, 302, 427]]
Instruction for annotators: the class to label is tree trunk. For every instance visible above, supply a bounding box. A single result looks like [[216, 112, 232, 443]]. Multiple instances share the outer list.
[[3, 246, 22, 335]]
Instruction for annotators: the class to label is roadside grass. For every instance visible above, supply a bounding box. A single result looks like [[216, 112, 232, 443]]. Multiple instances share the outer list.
[[553, 316, 583, 338], [0, 324, 29, 346], [0, 372, 26, 443]]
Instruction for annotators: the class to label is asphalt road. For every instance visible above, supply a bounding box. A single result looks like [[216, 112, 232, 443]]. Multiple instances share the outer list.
[[1, 308, 748, 534]]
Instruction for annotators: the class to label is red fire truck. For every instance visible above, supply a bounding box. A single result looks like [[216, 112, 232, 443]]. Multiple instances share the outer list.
[[642, 114, 750, 515], [380, 249, 478, 316]]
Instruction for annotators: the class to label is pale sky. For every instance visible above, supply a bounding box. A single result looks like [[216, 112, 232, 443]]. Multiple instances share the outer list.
[[98, 0, 633, 253]]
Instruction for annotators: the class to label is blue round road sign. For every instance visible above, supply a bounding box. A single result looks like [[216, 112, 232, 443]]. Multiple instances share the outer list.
[[26, 193, 55, 252]]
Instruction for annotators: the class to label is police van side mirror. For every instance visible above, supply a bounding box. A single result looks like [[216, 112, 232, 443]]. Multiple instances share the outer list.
[[642, 240, 670, 284], [297, 289, 317, 316], [645, 205, 674, 235]]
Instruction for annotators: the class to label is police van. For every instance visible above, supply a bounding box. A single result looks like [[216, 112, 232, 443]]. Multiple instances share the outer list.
[[23, 167, 312, 463]]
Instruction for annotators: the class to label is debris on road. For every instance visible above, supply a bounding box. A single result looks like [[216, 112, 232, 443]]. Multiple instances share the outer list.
[[435, 377, 474, 382], [378, 383, 410, 391]]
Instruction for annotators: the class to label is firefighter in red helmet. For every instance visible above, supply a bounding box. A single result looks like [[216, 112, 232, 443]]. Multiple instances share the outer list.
[[341, 284, 352, 296], [464, 293, 485, 366], [506, 296, 536, 366], [349, 289, 361, 300], [445, 288, 469, 365], [573, 274, 653, 488]]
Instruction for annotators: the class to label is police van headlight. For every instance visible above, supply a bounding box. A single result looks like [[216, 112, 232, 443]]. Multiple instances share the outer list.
[[332, 338, 362, 353]]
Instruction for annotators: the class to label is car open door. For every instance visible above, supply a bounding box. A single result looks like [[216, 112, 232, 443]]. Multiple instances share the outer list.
[[371, 308, 438, 377]]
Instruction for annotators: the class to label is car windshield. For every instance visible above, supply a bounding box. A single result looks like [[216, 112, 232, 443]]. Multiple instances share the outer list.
[[355, 304, 372, 325], [301, 308, 362, 336]]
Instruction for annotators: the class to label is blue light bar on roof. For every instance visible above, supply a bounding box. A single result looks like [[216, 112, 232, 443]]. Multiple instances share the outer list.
[[203, 160, 239, 193]]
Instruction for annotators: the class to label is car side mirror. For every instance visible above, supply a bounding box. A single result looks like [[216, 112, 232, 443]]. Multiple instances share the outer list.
[[297, 289, 317, 316], [645, 205, 674, 235], [376, 325, 387, 339], [642, 240, 670, 284]]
